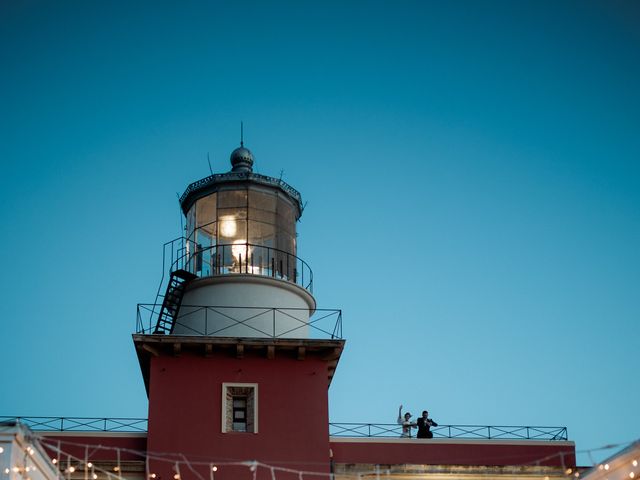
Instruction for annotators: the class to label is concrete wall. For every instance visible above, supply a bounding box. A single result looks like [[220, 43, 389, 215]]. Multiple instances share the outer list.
[[174, 275, 315, 338]]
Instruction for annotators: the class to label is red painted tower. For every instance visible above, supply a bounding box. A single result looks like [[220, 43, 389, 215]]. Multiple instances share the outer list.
[[133, 143, 344, 480]]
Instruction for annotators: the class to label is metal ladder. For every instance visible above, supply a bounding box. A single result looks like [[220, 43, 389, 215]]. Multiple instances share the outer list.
[[153, 269, 197, 334]]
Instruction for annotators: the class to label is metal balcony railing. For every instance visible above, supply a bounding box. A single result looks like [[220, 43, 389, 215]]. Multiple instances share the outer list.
[[137, 304, 343, 339], [1, 417, 567, 440], [0, 417, 148, 432], [329, 423, 568, 440], [146, 238, 315, 333], [164, 238, 313, 292], [185, 242, 313, 292]]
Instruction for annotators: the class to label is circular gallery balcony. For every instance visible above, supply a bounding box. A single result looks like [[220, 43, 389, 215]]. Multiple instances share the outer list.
[[162, 238, 313, 294]]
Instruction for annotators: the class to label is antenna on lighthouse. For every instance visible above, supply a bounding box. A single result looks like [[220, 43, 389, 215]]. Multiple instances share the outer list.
[[240, 121, 244, 147], [175, 192, 184, 233], [207, 152, 213, 175]]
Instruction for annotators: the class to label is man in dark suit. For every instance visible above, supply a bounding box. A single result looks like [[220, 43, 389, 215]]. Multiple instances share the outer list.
[[416, 410, 438, 439]]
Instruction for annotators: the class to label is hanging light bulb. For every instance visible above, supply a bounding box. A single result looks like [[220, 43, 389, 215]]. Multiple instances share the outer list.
[[633, 460, 638, 467], [4, 468, 10, 475], [605, 464, 610, 471], [92, 474, 98, 480], [52, 459, 58, 465], [212, 467, 217, 472], [0, 447, 4, 453]]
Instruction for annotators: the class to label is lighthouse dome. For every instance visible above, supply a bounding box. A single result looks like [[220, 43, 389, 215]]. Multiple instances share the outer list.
[[230, 146, 254, 172]]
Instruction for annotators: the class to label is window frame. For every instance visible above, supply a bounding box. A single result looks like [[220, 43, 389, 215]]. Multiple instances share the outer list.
[[221, 382, 258, 434]]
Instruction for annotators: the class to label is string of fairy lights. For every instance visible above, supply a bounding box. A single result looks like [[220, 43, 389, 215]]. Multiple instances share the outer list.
[[0, 434, 638, 480]]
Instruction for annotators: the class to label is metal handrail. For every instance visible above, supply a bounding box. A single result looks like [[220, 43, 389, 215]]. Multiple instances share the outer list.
[[137, 304, 342, 339], [159, 238, 313, 292], [148, 237, 314, 331], [1, 417, 567, 440], [149, 236, 187, 327], [179, 241, 314, 293], [0, 417, 148, 433], [329, 423, 568, 441]]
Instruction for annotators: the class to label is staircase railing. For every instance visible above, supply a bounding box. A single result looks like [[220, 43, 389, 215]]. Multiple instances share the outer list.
[[154, 269, 197, 334]]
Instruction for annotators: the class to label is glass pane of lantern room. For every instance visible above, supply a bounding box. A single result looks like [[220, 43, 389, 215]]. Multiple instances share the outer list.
[[218, 189, 248, 208], [186, 205, 197, 273], [196, 193, 217, 233], [196, 195, 216, 276], [276, 203, 296, 255], [276, 197, 296, 240], [275, 231, 295, 279], [217, 208, 247, 273], [249, 188, 277, 213], [248, 221, 275, 247], [248, 221, 275, 275], [217, 208, 247, 242], [248, 206, 276, 224], [186, 205, 196, 242]]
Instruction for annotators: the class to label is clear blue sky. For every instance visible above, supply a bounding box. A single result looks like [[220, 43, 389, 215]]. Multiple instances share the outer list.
[[1, 0, 638, 467]]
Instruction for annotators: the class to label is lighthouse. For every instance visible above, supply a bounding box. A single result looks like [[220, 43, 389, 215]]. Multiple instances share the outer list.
[[2, 140, 577, 480], [133, 143, 345, 480]]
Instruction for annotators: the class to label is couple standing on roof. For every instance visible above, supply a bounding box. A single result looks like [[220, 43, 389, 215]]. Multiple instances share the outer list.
[[397, 405, 438, 438]]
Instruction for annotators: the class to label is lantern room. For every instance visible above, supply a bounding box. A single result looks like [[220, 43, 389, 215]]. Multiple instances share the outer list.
[[179, 145, 307, 288], [163, 144, 315, 338]]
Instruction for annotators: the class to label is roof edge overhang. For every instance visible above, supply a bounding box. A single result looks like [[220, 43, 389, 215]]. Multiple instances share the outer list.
[[132, 335, 345, 395], [179, 172, 303, 217]]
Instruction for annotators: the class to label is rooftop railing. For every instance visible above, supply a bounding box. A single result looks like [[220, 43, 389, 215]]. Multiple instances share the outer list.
[[0, 417, 148, 433], [329, 423, 568, 441], [137, 304, 343, 339], [1, 417, 567, 440]]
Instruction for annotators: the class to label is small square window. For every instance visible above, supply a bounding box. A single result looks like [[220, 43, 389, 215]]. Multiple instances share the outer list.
[[222, 383, 258, 433]]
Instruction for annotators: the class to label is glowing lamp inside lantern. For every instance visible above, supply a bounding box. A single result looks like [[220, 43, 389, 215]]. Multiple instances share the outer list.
[[219, 215, 237, 237]]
